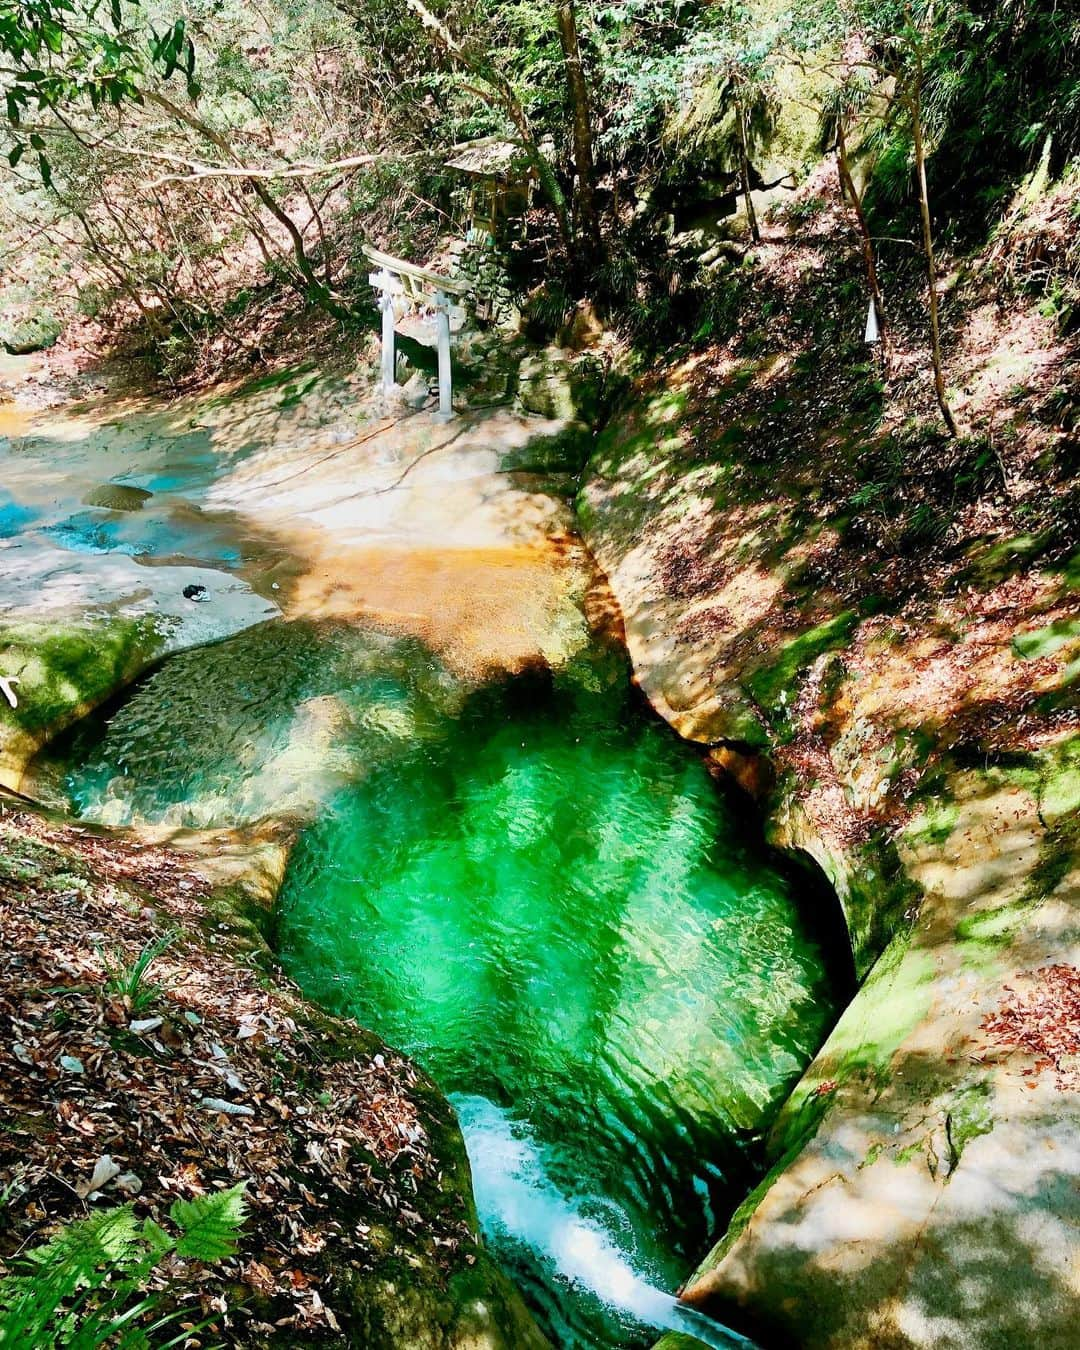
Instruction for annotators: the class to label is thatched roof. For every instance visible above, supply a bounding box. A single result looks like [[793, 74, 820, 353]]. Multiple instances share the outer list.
[[444, 137, 536, 181]]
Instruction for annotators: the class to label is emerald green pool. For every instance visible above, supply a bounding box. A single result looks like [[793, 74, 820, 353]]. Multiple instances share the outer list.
[[48, 630, 842, 1348], [274, 662, 841, 1347]]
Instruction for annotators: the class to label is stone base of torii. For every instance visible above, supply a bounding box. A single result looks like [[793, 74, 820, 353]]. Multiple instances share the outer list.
[[362, 244, 472, 421]]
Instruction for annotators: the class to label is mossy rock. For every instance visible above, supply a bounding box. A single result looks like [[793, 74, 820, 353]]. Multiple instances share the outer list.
[[1, 313, 62, 355], [82, 483, 154, 512], [496, 419, 594, 475], [0, 615, 167, 786], [339, 1258, 550, 1350], [517, 347, 606, 427]]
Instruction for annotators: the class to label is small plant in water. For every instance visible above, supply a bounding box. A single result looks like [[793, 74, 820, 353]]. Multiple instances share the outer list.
[[99, 931, 178, 1015]]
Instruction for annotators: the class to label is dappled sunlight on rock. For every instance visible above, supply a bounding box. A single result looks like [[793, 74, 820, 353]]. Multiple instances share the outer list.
[[679, 763, 1080, 1347]]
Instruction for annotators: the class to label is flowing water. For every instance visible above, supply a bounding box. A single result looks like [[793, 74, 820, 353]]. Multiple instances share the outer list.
[[46, 632, 843, 1348], [9, 364, 843, 1348]]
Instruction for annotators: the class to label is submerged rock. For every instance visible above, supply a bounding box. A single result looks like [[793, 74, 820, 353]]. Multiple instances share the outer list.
[[82, 483, 153, 511], [0, 536, 279, 789]]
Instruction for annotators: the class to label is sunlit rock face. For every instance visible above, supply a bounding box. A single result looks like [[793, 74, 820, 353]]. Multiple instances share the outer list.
[[581, 378, 1080, 1350]]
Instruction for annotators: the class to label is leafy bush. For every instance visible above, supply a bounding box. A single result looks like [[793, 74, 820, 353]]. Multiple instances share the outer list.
[[0, 1184, 247, 1348]]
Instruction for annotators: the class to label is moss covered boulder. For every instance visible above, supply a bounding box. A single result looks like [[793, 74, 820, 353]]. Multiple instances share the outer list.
[[0, 536, 279, 787], [516, 346, 605, 426], [0, 312, 61, 355]]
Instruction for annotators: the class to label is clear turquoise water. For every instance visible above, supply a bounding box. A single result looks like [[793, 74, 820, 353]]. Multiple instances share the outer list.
[[273, 662, 841, 1348], [49, 631, 841, 1349]]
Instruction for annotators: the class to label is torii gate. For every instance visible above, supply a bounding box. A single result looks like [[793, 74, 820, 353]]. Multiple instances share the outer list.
[[363, 244, 472, 421]]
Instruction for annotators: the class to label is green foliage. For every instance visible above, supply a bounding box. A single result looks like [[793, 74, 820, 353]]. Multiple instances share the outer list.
[[841, 426, 1003, 555], [1, 0, 191, 181], [783, 192, 827, 225], [0, 1184, 246, 1347], [2, 0, 1078, 363], [99, 929, 177, 1014], [521, 276, 575, 338], [168, 1187, 247, 1262]]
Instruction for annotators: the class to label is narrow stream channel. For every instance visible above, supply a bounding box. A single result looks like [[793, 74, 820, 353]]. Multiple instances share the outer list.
[[34, 624, 844, 1349]]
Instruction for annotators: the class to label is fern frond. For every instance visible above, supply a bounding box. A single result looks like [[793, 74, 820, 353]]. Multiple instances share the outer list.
[[25, 1204, 142, 1279], [0, 1184, 247, 1347], [170, 1183, 247, 1262]]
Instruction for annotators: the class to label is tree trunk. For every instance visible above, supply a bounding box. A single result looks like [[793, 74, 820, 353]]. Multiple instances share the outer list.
[[909, 85, 958, 437], [736, 97, 760, 243], [555, 0, 602, 260], [403, 0, 573, 254], [836, 116, 887, 355]]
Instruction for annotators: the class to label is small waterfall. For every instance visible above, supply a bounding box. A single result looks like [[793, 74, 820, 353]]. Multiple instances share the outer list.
[[453, 1094, 759, 1350]]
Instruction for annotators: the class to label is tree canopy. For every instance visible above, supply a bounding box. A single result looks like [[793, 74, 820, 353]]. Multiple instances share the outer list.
[[0, 0, 1076, 405]]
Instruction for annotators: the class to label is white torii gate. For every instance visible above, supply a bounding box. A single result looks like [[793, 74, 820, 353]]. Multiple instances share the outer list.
[[363, 244, 472, 421]]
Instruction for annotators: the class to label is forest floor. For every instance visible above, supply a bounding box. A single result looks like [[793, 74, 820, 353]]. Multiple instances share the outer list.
[[0, 804, 491, 1345]]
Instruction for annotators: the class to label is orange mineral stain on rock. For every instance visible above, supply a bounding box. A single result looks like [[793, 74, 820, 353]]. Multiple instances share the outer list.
[[0, 404, 30, 441], [284, 540, 588, 679]]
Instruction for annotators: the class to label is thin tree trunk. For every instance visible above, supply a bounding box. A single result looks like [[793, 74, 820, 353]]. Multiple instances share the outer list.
[[299, 179, 334, 286], [909, 83, 958, 437], [403, 0, 573, 253], [71, 210, 165, 335], [555, 0, 602, 259], [736, 96, 760, 243], [836, 116, 887, 356]]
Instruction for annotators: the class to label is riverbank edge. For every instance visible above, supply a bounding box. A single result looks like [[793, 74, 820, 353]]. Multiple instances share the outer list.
[[577, 390, 1080, 1348], [0, 798, 551, 1349]]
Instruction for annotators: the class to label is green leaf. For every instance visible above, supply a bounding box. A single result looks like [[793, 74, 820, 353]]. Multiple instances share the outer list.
[[41, 20, 63, 55], [8, 143, 23, 167], [140, 1218, 174, 1256], [38, 153, 52, 188], [169, 1183, 247, 1262], [25, 1203, 141, 1276]]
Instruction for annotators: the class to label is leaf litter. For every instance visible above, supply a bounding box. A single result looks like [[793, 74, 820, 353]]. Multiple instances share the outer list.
[[0, 806, 472, 1343]]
